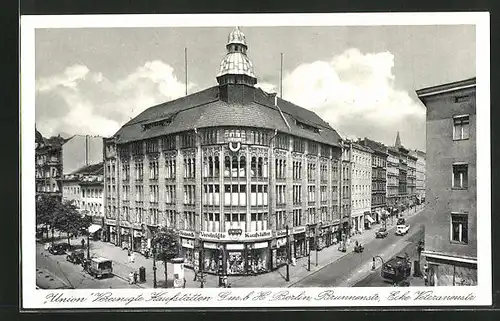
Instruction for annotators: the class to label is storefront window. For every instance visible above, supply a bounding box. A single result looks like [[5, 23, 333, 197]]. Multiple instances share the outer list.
[[249, 246, 269, 274], [203, 247, 218, 273], [227, 251, 245, 275]]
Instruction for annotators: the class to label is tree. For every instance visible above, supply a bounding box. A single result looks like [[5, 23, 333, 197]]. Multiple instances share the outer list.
[[36, 195, 60, 240], [36, 195, 67, 245], [59, 201, 91, 246], [152, 227, 179, 287]]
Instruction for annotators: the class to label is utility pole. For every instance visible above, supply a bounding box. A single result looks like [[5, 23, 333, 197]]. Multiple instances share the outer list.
[[152, 241, 157, 288], [307, 225, 311, 271]]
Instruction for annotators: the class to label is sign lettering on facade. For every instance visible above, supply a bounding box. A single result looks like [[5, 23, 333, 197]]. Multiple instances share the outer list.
[[199, 230, 272, 241], [293, 226, 306, 234], [179, 230, 196, 239]]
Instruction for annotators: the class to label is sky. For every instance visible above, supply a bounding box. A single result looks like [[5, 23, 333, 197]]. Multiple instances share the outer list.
[[35, 25, 476, 151]]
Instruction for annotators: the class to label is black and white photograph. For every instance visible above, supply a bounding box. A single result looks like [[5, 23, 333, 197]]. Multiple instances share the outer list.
[[21, 13, 491, 309]]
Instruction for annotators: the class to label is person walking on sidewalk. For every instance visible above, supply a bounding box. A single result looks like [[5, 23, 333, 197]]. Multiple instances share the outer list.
[[130, 251, 135, 263], [81, 238, 85, 249]]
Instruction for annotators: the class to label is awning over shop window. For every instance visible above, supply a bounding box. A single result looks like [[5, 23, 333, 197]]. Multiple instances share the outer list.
[[88, 224, 102, 234], [365, 215, 375, 224]]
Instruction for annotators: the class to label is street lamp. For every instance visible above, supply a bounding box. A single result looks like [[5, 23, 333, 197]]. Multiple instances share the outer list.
[[152, 240, 157, 288], [285, 224, 290, 282], [307, 224, 311, 272]]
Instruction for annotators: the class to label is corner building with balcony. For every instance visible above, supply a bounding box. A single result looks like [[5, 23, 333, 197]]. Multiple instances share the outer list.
[[103, 27, 343, 276]]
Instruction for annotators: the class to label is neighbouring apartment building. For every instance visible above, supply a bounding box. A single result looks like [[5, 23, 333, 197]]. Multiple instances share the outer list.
[[360, 138, 388, 223], [35, 128, 65, 200], [62, 162, 105, 237], [103, 27, 344, 276], [414, 149, 426, 203], [417, 77, 477, 286], [346, 142, 373, 233], [386, 146, 399, 211]]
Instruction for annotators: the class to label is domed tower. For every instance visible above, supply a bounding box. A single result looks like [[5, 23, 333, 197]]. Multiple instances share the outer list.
[[216, 27, 257, 87]]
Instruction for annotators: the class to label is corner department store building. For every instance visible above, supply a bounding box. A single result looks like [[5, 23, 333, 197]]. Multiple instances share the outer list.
[[103, 27, 344, 276]]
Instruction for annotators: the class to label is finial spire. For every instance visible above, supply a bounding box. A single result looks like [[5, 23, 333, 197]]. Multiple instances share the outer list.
[[395, 131, 402, 147]]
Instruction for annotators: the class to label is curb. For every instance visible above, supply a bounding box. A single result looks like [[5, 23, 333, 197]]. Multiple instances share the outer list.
[[286, 206, 426, 288], [112, 273, 146, 288]]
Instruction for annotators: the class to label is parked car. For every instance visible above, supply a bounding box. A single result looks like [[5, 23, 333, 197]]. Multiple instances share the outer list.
[[396, 224, 411, 236], [66, 250, 85, 264], [375, 228, 388, 238], [48, 243, 72, 255]]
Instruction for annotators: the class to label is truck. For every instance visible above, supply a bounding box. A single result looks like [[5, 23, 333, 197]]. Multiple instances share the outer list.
[[395, 224, 410, 236]]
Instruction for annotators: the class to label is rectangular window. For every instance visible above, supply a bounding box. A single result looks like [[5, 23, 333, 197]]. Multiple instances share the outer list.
[[146, 139, 159, 154], [453, 115, 470, 140], [162, 135, 176, 151], [308, 142, 318, 155], [165, 159, 176, 180], [293, 138, 305, 153], [131, 142, 143, 155], [203, 128, 219, 145], [452, 164, 468, 189], [451, 213, 468, 244], [275, 133, 288, 150]]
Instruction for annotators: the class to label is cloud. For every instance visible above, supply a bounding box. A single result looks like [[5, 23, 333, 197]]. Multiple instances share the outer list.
[[35, 61, 194, 137], [278, 48, 426, 150]]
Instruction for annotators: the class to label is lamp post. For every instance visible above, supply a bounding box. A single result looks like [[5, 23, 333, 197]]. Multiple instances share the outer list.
[[285, 224, 290, 282], [307, 224, 311, 272], [152, 239, 157, 288]]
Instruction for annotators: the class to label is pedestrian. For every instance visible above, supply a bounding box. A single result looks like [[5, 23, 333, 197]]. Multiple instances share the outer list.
[[133, 271, 138, 284], [130, 251, 135, 263], [81, 238, 85, 249], [129, 272, 134, 285]]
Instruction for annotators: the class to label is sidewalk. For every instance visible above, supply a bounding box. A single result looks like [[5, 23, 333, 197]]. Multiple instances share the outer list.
[[56, 204, 425, 289]]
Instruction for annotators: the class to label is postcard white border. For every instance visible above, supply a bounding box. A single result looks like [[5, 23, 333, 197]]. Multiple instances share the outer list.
[[21, 12, 491, 309]]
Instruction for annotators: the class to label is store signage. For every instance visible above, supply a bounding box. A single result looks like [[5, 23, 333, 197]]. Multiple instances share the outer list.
[[199, 230, 272, 241], [121, 221, 131, 228], [179, 230, 196, 239], [105, 219, 116, 226], [200, 231, 227, 241], [275, 229, 290, 238], [293, 226, 306, 234], [244, 230, 272, 241]]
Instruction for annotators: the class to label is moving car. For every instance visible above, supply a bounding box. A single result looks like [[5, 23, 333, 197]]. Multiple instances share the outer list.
[[396, 224, 411, 236], [84, 257, 113, 279], [48, 243, 72, 255], [66, 250, 85, 264], [381, 255, 412, 283], [375, 228, 388, 238]]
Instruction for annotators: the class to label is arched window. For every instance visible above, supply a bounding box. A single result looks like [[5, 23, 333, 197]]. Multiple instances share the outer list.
[[224, 156, 231, 177], [251, 157, 257, 177], [257, 157, 263, 177], [240, 156, 246, 177], [214, 156, 220, 177], [231, 156, 238, 178]]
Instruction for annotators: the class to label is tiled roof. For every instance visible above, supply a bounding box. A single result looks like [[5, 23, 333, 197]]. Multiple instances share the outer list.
[[114, 85, 342, 147], [72, 162, 104, 175]]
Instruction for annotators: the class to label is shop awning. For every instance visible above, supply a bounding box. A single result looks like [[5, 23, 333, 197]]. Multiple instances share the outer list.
[[88, 224, 102, 234], [365, 215, 375, 223]]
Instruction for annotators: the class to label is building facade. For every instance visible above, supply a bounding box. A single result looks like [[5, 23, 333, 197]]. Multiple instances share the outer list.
[[417, 77, 477, 286], [360, 138, 387, 223], [35, 129, 65, 200], [62, 135, 104, 175], [348, 142, 372, 233], [62, 163, 105, 237], [415, 150, 426, 203], [103, 27, 344, 276], [386, 147, 399, 210]]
